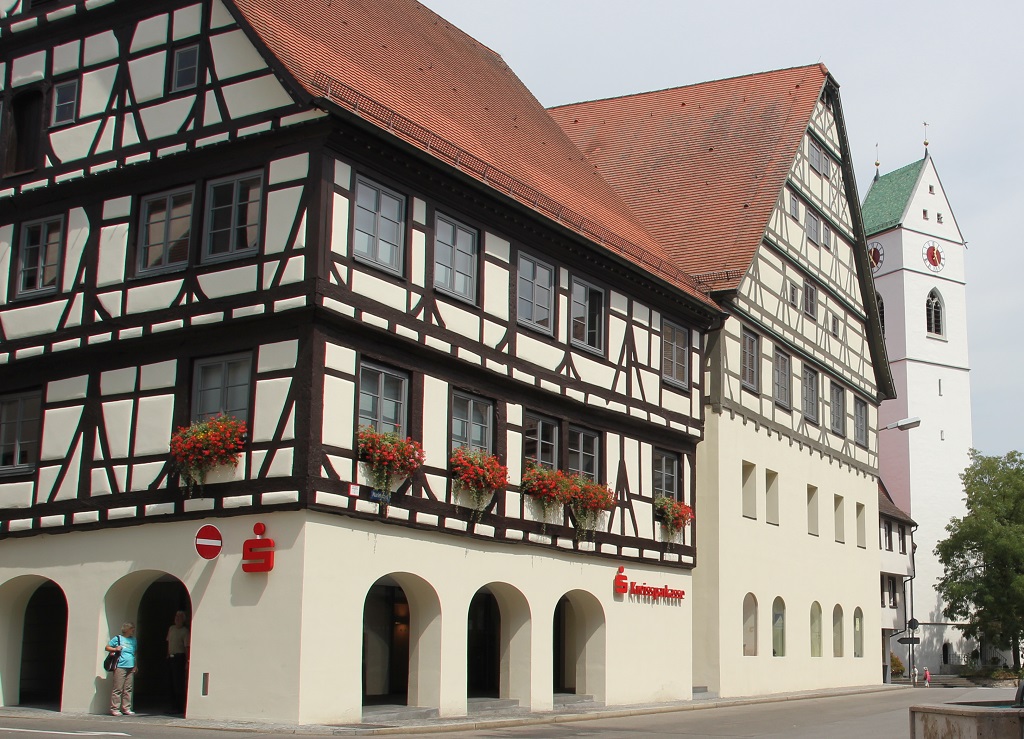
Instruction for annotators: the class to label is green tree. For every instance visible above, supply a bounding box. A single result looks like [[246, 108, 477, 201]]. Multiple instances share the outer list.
[[935, 450, 1024, 670]]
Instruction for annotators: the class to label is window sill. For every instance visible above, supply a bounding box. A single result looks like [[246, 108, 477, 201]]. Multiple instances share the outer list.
[[134, 263, 189, 280], [201, 247, 259, 267], [663, 376, 689, 392], [434, 286, 478, 309], [352, 253, 403, 279], [0, 464, 36, 480], [926, 333, 948, 343], [569, 339, 604, 358], [516, 319, 554, 338]]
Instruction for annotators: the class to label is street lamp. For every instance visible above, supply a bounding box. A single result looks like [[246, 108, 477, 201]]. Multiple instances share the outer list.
[[882, 417, 921, 431]]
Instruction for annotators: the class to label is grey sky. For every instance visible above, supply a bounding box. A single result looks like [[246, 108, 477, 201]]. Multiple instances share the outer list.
[[420, 0, 1019, 457]]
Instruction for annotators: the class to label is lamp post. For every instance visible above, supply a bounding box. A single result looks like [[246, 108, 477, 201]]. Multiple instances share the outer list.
[[883, 416, 921, 431]]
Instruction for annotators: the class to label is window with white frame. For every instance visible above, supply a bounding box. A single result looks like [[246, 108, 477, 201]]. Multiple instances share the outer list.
[[806, 210, 820, 244], [517, 253, 554, 332], [434, 213, 478, 302], [741, 329, 759, 392], [354, 176, 405, 273], [451, 391, 492, 453], [773, 349, 791, 408], [830, 381, 845, 436], [926, 289, 943, 336], [854, 397, 868, 446], [18, 216, 63, 295], [358, 363, 408, 436], [568, 426, 600, 481], [51, 79, 77, 126], [139, 188, 193, 273], [171, 45, 200, 92], [804, 282, 818, 320], [0, 391, 42, 470], [653, 448, 679, 500], [204, 172, 262, 260], [570, 277, 604, 351], [193, 353, 252, 423], [523, 412, 558, 469], [662, 320, 689, 387], [802, 366, 819, 423]]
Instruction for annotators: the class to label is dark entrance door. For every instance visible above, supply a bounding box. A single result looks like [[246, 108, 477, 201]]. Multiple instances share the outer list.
[[134, 578, 191, 713], [19, 582, 67, 707], [552, 596, 574, 693], [363, 581, 409, 705], [467, 590, 499, 698]]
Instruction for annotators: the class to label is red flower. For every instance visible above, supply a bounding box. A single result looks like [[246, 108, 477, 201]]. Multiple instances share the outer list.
[[170, 416, 247, 494]]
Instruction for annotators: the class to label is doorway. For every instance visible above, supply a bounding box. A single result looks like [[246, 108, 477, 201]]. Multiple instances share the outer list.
[[18, 581, 67, 708]]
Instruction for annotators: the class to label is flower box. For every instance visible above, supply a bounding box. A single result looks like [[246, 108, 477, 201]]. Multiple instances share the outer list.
[[357, 426, 426, 510], [654, 495, 694, 539], [169, 415, 247, 497], [450, 447, 508, 522]]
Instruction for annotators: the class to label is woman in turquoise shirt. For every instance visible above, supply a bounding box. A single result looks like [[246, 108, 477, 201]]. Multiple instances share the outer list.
[[105, 622, 137, 716]]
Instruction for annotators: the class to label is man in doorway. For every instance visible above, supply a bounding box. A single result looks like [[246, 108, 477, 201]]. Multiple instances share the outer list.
[[166, 611, 190, 714]]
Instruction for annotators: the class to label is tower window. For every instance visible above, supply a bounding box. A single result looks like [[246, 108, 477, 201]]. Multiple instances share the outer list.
[[922, 209, 929, 220], [937, 213, 944, 224], [926, 289, 943, 336]]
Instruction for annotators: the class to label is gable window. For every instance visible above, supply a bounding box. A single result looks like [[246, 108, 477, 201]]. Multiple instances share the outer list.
[[809, 140, 831, 178], [926, 289, 943, 336], [51, 79, 78, 126], [830, 381, 845, 436], [802, 366, 819, 423], [773, 349, 791, 408], [6, 89, 44, 174], [740, 329, 759, 392], [662, 320, 689, 387], [789, 191, 800, 220], [139, 188, 193, 273], [171, 45, 200, 92], [18, 216, 63, 296], [204, 172, 262, 261], [806, 211, 820, 244], [451, 391, 492, 453], [359, 363, 408, 436], [354, 176, 405, 273], [570, 277, 604, 351], [434, 213, 478, 302], [803, 282, 817, 320], [788, 282, 799, 307], [517, 253, 554, 332], [193, 353, 252, 423], [831, 314, 840, 337], [568, 426, 600, 481], [821, 224, 832, 250], [653, 448, 679, 500], [523, 412, 558, 469], [0, 391, 42, 470], [854, 397, 868, 446]]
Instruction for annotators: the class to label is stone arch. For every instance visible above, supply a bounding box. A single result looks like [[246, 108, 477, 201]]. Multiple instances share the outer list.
[[0, 575, 68, 708], [553, 589, 606, 703], [742, 593, 757, 656], [467, 582, 531, 706], [362, 573, 441, 709]]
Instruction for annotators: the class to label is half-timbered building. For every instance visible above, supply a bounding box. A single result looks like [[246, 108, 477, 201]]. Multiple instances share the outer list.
[[551, 66, 896, 696], [0, 0, 720, 724]]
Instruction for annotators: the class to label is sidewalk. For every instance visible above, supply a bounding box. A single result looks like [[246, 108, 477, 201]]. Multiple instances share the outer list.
[[0, 684, 910, 736]]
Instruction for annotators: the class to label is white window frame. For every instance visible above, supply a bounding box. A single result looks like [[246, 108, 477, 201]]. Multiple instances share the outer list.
[[203, 171, 263, 262], [192, 353, 252, 423], [741, 329, 759, 392], [662, 320, 689, 388], [354, 176, 406, 274], [451, 391, 492, 453], [18, 216, 63, 296], [570, 277, 604, 352], [0, 390, 42, 471], [171, 45, 201, 92], [51, 78, 77, 126], [434, 213, 478, 303], [517, 253, 554, 333], [138, 187, 194, 274]]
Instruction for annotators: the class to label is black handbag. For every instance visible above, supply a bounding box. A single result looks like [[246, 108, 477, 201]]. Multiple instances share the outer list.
[[103, 636, 120, 672]]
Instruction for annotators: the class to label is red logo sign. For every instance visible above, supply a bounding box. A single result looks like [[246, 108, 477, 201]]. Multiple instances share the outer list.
[[612, 566, 685, 602], [195, 525, 223, 559], [241, 522, 275, 573]]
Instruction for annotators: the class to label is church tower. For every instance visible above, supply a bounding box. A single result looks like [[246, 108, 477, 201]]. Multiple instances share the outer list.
[[863, 152, 974, 674]]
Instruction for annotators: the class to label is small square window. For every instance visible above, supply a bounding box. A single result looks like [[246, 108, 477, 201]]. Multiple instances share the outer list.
[[936, 213, 944, 224], [193, 353, 252, 423], [570, 277, 604, 352], [18, 216, 63, 296], [922, 209, 929, 220], [434, 213, 478, 303], [789, 283, 799, 307], [662, 320, 689, 388], [0, 391, 42, 470], [171, 45, 200, 92], [51, 79, 78, 126], [803, 283, 818, 320], [928, 185, 935, 194], [517, 253, 554, 333], [204, 172, 263, 260]]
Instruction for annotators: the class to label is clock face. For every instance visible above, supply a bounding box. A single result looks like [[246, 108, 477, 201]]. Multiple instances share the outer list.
[[922, 240, 945, 272], [868, 242, 884, 273]]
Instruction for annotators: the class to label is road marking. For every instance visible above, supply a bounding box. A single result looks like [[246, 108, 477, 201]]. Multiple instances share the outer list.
[[0, 729, 131, 736]]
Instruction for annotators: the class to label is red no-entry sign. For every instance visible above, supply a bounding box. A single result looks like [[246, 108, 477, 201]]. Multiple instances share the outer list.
[[195, 525, 223, 559]]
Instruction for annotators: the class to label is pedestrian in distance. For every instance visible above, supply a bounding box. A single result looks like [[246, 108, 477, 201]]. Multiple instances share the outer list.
[[911, 665, 918, 686], [105, 622, 138, 716], [166, 610, 190, 714], [924, 667, 931, 687]]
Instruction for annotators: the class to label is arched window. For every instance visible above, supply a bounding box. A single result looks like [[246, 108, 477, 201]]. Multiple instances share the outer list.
[[877, 295, 885, 336], [809, 602, 822, 657], [926, 290, 943, 336], [742, 593, 758, 656], [853, 608, 864, 657], [833, 604, 844, 657], [772, 597, 786, 657]]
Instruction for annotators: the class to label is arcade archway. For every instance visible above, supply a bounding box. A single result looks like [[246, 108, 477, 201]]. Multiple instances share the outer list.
[[552, 589, 605, 702]]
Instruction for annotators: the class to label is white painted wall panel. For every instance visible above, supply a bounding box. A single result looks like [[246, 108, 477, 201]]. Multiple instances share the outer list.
[[0, 224, 11, 308], [258, 340, 298, 372], [133, 395, 174, 456], [131, 461, 164, 492], [197, 264, 257, 298], [265, 187, 302, 254], [40, 406, 82, 461], [0, 481, 33, 509], [324, 343, 355, 374], [210, 29, 267, 80], [83, 31, 118, 66], [128, 51, 166, 105], [50, 121, 101, 164], [47, 376, 89, 403], [100, 368, 136, 396], [351, 269, 407, 311], [253, 378, 292, 442], [96, 291, 121, 318], [139, 97, 194, 140], [573, 352, 616, 389], [0, 300, 68, 340], [204, 89, 222, 126], [94, 118, 115, 155], [173, 4, 202, 40], [322, 375, 354, 449], [279, 255, 304, 286], [126, 279, 184, 314], [102, 400, 134, 458], [221, 75, 293, 119], [53, 438, 83, 502], [62, 207, 89, 291], [435, 300, 480, 342], [267, 447, 294, 477], [482, 261, 509, 320], [516, 333, 561, 372], [96, 223, 128, 287], [422, 375, 448, 469], [330, 193, 350, 256], [269, 154, 308, 185], [140, 360, 176, 390], [11, 51, 45, 86], [53, 40, 80, 75], [411, 230, 425, 288], [130, 14, 168, 53]]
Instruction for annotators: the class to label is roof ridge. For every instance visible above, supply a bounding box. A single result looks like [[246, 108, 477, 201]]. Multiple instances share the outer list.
[[548, 63, 827, 110]]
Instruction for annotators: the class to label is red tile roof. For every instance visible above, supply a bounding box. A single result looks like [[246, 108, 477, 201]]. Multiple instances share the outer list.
[[548, 66, 830, 292], [229, 0, 718, 311]]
